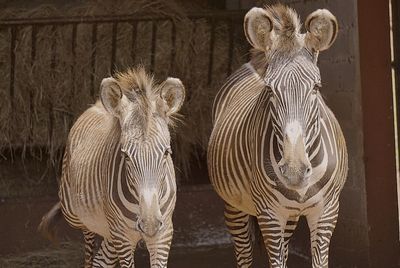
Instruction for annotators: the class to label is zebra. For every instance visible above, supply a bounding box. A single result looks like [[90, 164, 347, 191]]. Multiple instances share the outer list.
[[207, 5, 348, 268], [39, 67, 185, 268]]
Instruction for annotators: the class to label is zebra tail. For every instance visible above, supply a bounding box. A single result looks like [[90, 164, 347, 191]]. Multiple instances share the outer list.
[[38, 202, 62, 243]]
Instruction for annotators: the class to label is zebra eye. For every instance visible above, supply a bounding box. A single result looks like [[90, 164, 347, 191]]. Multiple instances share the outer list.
[[164, 148, 172, 158], [122, 151, 130, 161], [313, 83, 322, 94]]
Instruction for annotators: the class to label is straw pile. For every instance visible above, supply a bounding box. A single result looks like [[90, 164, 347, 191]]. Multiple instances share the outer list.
[[0, 0, 248, 181]]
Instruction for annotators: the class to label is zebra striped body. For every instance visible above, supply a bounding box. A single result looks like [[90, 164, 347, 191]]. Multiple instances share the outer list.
[[208, 5, 347, 268], [42, 68, 185, 268], [60, 102, 175, 267]]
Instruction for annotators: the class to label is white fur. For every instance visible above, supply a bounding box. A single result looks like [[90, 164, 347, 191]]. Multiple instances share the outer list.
[[285, 120, 303, 145]]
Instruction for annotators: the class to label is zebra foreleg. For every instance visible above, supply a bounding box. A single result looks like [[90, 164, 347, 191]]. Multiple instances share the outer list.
[[92, 238, 119, 268], [258, 210, 287, 268], [283, 216, 299, 265], [146, 220, 174, 268], [110, 231, 136, 268], [307, 198, 339, 268], [224, 203, 253, 268]]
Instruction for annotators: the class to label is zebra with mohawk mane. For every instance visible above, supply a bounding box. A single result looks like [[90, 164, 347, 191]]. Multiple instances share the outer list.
[[208, 4, 347, 268], [40, 67, 185, 268]]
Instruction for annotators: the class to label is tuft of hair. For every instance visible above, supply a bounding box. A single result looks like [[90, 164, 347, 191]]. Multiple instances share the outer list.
[[115, 66, 155, 114], [38, 202, 62, 243], [250, 4, 303, 74], [115, 66, 155, 97], [266, 4, 302, 52], [113, 66, 181, 130]]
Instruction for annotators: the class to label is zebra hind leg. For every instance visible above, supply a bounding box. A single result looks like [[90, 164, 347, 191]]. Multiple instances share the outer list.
[[224, 203, 254, 268]]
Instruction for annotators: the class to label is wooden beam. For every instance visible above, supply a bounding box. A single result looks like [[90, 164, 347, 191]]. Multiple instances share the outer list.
[[358, 0, 400, 266]]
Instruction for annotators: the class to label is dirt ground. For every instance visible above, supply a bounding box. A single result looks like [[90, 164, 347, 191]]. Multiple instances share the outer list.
[[0, 242, 310, 268], [0, 186, 311, 268]]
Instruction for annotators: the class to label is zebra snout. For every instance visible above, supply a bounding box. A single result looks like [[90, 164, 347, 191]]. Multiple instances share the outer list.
[[278, 161, 312, 181], [137, 218, 163, 237]]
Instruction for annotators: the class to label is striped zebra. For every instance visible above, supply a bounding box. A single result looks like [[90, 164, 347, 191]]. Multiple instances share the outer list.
[[39, 67, 185, 268], [208, 5, 348, 268]]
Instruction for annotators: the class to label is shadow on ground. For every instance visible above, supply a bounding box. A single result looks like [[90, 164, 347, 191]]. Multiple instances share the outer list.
[[0, 241, 310, 268]]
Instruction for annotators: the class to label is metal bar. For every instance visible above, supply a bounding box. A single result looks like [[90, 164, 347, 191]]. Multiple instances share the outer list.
[[0, 11, 246, 26], [29, 25, 38, 142], [90, 23, 97, 97], [111, 22, 118, 75], [227, 18, 234, 76], [9, 26, 16, 107], [189, 19, 198, 84], [48, 104, 54, 151], [391, 0, 400, 132], [207, 19, 215, 86], [390, 0, 400, 239], [169, 20, 176, 73], [150, 21, 157, 73], [31, 25, 37, 65], [131, 21, 138, 64], [71, 23, 77, 96], [50, 25, 56, 70]]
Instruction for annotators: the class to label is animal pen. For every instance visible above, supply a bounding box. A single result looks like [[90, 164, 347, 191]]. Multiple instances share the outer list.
[[0, 0, 399, 267]]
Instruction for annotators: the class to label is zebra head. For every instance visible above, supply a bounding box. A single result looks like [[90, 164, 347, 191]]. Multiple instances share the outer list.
[[100, 68, 185, 237], [244, 6, 338, 188]]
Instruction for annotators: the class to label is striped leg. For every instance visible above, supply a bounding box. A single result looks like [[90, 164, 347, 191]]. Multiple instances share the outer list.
[[224, 203, 253, 268], [146, 221, 174, 268], [92, 238, 119, 268], [111, 232, 136, 268], [258, 210, 287, 268], [83, 230, 96, 268], [307, 199, 339, 268], [282, 216, 299, 265]]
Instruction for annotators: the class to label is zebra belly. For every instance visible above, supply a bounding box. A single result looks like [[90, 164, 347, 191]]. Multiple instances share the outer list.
[[224, 189, 256, 216], [211, 175, 256, 216], [76, 206, 110, 238], [61, 185, 111, 238]]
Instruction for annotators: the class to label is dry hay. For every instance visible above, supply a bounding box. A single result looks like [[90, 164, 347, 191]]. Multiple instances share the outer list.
[[0, 0, 249, 182]]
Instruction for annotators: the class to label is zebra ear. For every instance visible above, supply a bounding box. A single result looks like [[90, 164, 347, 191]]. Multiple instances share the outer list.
[[160, 77, 185, 116], [244, 7, 274, 51], [100, 77, 123, 115], [305, 9, 338, 52]]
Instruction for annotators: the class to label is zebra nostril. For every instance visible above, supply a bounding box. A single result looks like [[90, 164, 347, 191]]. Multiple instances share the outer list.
[[305, 166, 312, 177], [279, 165, 286, 175], [137, 220, 145, 233], [158, 220, 163, 231]]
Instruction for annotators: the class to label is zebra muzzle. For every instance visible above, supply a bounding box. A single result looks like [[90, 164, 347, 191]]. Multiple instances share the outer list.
[[137, 217, 163, 237], [278, 160, 312, 187], [137, 190, 163, 237]]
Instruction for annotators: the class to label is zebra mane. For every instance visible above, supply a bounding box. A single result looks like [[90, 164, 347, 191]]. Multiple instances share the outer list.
[[114, 67, 172, 138], [267, 4, 302, 53]]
